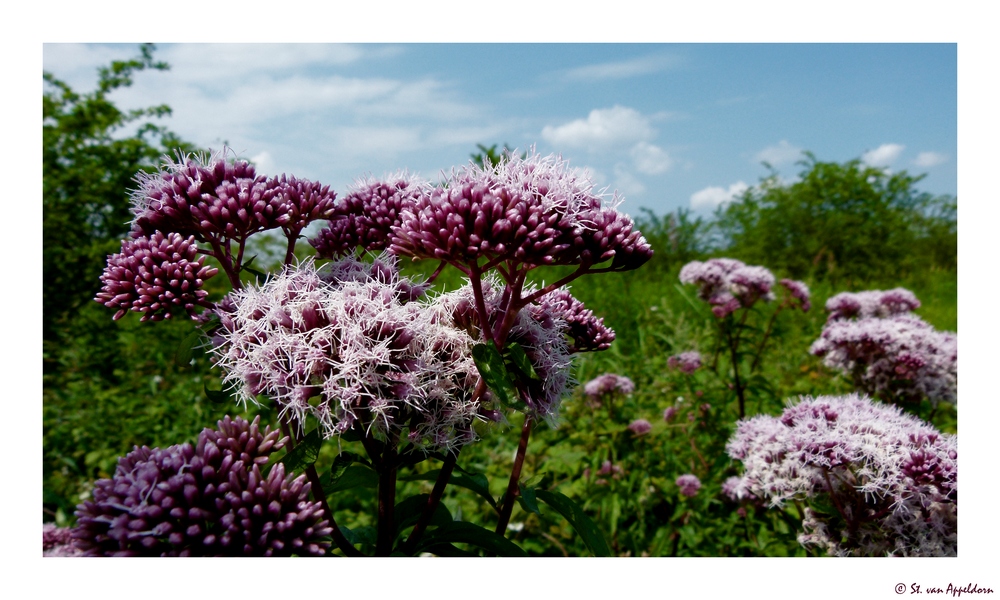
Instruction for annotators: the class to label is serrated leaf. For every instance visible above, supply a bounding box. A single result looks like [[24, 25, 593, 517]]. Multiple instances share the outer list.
[[472, 343, 526, 411], [174, 328, 202, 368], [505, 342, 539, 381], [415, 521, 527, 557], [340, 525, 376, 547], [318, 451, 369, 490], [535, 489, 611, 557], [399, 469, 497, 509], [517, 483, 540, 515], [280, 428, 323, 473], [326, 465, 378, 494]]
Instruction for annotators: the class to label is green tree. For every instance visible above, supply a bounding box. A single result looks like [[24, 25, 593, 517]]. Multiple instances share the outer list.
[[43, 43, 196, 348], [43, 45, 231, 524], [712, 153, 956, 285]]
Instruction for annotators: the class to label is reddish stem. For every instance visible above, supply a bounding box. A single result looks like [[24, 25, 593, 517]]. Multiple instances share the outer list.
[[495, 416, 533, 535]]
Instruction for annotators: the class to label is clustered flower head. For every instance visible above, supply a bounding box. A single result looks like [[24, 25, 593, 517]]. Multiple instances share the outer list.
[[726, 394, 957, 556], [824, 288, 920, 322], [583, 373, 635, 398], [811, 293, 957, 406], [95, 231, 218, 321], [311, 172, 430, 258], [779, 278, 811, 312], [390, 148, 652, 271], [129, 149, 335, 243], [676, 474, 702, 498], [667, 351, 703, 374], [72, 416, 332, 556], [628, 418, 652, 436], [679, 258, 776, 317], [43, 524, 82, 557], [212, 256, 483, 453]]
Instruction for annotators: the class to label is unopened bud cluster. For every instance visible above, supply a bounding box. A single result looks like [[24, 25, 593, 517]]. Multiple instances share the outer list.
[[72, 416, 331, 556]]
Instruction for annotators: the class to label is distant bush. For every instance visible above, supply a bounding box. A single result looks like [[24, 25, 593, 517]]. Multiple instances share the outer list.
[[711, 153, 956, 285]]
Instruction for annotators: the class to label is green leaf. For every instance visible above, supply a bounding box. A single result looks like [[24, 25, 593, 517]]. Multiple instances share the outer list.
[[415, 521, 527, 557], [472, 343, 526, 411], [279, 428, 323, 473], [535, 489, 611, 557], [326, 465, 378, 494], [174, 328, 202, 368], [240, 255, 268, 280], [318, 452, 370, 490], [399, 469, 497, 509], [203, 382, 231, 404], [517, 483, 540, 515], [504, 342, 540, 381], [393, 493, 453, 537], [340, 525, 376, 547]]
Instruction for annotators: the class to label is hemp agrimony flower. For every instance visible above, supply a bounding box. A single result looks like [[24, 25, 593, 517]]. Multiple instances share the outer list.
[[667, 351, 703, 374], [810, 311, 957, 406], [390, 148, 652, 271], [95, 231, 218, 321], [73, 416, 332, 556], [726, 394, 957, 556], [676, 474, 702, 498]]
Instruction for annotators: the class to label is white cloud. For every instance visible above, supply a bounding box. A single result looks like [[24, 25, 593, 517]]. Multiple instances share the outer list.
[[560, 54, 681, 82], [861, 143, 905, 167], [541, 106, 654, 150], [613, 165, 646, 198], [631, 142, 673, 175], [914, 151, 948, 168], [690, 182, 749, 211], [753, 140, 802, 166], [249, 150, 277, 174]]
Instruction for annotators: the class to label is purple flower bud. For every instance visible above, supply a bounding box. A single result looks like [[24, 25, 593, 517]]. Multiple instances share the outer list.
[[663, 406, 678, 422], [779, 278, 811, 311], [679, 258, 776, 316], [825, 287, 920, 321]]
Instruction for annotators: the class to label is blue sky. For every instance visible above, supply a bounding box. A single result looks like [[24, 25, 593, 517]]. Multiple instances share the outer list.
[[42, 43, 956, 217]]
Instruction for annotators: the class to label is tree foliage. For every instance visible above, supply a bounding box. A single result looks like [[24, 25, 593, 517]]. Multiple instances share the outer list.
[[711, 153, 956, 285], [43, 43, 197, 346]]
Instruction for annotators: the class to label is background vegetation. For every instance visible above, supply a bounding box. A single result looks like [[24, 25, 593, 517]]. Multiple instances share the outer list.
[[42, 47, 957, 556]]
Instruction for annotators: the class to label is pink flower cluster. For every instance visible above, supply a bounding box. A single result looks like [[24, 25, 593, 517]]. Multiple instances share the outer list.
[[583, 373, 635, 398], [824, 288, 920, 322], [212, 256, 484, 452], [628, 418, 652, 436], [96, 231, 218, 321], [129, 149, 336, 244], [726, 394, 957, 556], [679, 258, 776, 317], [811, 289, 956, 406], [667, 351, 703, 374], [676, 474, 702, 497], [387, 149, 652, 271]]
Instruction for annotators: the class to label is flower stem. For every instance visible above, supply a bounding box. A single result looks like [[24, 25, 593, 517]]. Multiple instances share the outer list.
[[375, 442, 399, 556], [402, 449, 460, 554], [495, 415, 533, 535]]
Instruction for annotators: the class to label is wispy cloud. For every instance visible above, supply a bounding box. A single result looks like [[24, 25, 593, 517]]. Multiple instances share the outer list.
[[861, 143, 905, 168], [913, 151, 948, 168], [690, 182, 749, 211], [631, 142, 673, 175], [753, 140, 803, 167], [541, 105, 654, 150], [559, 53, 682, 82]]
